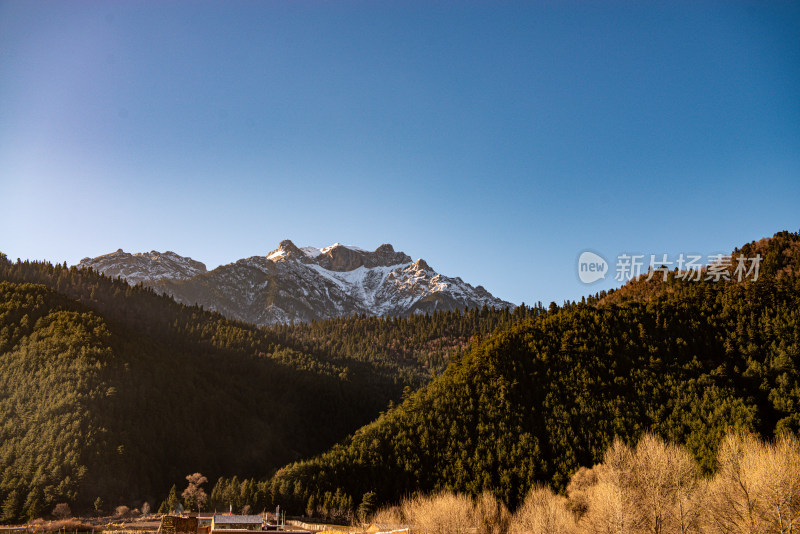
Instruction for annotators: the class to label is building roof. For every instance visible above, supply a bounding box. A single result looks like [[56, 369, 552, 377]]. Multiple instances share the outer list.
[[213, 515, 263, 525]]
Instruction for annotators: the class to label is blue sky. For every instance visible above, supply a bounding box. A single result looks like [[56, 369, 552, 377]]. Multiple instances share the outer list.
[[1, 1, 798, 306]]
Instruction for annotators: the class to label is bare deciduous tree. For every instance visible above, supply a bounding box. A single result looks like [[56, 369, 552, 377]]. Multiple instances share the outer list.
[[704, 432, 770, 534], [579, 438, 639, 534], [630, 433, 705, 534], [567, 465, 600, 519], [400, 492, 477, 534], [372, 505, 404, 530], [764, 433, 800, 534], [182, 473, 208, 512], [509, 484, 577, 534], [666, 441, 705, 534], [633, 433, 673, 533], [704, 431, 800, 534], [568, 434, 706, 534]]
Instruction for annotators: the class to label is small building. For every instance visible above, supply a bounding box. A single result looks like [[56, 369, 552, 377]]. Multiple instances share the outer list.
[[158, 515, 199, 534], [211, 515, 264, 533], [183, 512, 215, 533]]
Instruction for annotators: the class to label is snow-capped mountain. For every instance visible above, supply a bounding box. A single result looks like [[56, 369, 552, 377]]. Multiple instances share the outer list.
[[77, 240, 514, 325], [78, 249, 207, 285]]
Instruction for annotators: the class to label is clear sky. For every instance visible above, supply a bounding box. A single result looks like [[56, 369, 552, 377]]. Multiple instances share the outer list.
[[1, 1, 798, 306]]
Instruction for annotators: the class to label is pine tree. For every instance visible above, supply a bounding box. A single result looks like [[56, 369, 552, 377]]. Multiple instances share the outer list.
[[305, 495, 317, 518], [357, 492, 377, 522], [93, 497, 104, 516], [23, 489, 44, 521], [1, 489, 21, 524], [160, 484, 179, 514]]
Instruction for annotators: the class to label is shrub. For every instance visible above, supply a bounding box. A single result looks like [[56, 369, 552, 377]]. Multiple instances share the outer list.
[[52, 503, 71, 520]]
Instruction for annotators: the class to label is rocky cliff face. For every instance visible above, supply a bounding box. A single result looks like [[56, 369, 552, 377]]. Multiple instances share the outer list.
[[77, 249, 207, 285], [78, 241, 514, 325]]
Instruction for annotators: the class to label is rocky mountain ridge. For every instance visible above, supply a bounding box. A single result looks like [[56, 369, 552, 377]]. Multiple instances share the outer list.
[[78, 249, 207, 285], [78, 241, 514, 325]]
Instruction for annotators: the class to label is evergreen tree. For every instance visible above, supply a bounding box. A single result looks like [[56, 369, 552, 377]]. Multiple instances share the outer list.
[[1, 490, 21, 524], [160, 485, 179, 514], [23, 489, 43, 521], [357, 492, 377, 522], [93, 497, 103, 516]]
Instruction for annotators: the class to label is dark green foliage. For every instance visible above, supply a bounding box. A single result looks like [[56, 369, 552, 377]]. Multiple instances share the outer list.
[[23, 488, 44, 521], [357, 491, 377, 521], [1, 490, 21, 523], [259, 231, 800, 514], [270, 305, 541, 385], [158, 485, 179, 515]]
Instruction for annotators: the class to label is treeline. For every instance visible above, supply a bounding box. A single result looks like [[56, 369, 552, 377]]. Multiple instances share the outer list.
[[0, 253, 534, 523], [368, 431, 800, 534], [209, 231, 800, 518]]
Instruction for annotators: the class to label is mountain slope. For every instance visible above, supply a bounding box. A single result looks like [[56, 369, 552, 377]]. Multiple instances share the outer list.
[[78, 241, 513, 325], [0, 256, 421, 520], [249, 231, 800, 515]]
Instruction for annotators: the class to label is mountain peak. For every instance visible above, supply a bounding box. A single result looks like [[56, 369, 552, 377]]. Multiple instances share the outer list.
[[267, 240, 303, 261], [413, 258, 431, 271]]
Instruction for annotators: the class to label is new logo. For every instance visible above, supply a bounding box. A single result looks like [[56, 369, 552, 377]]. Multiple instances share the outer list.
[[578, 251, 608, 284]]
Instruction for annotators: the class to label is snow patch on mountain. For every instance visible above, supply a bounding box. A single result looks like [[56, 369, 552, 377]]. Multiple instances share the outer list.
[[300, 246, 323, 258]]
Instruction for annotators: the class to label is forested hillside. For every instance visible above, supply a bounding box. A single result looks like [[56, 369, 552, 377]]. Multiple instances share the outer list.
[[0, 262, 387, 521], [269, 304, 540, 381], [224, 231, 800, 518], [0, 255, 521, 522]]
